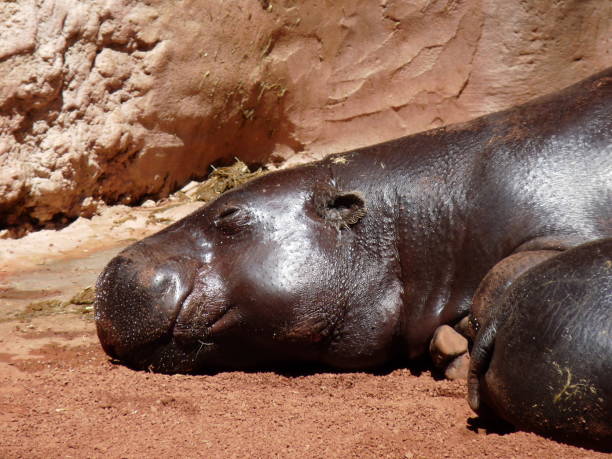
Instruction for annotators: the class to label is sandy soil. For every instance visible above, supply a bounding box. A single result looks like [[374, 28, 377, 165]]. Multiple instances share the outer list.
[[0, 202, 608, 458]]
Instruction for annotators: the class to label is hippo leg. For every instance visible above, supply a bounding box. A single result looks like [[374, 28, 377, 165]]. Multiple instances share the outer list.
[[466, 250, 559, 410], [429, 325, 469, 379], [469, 250, 560, 335], [429, 250, 558, 380], [469, 231, 605, 331]]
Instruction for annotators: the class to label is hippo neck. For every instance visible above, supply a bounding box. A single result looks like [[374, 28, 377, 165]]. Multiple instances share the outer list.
[[325, 137, 482, 357], [395, 141, 483, 356], [393, 158, 476, 357]]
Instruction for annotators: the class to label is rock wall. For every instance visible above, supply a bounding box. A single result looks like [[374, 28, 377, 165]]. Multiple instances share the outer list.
[[1, 0, 610, 227]]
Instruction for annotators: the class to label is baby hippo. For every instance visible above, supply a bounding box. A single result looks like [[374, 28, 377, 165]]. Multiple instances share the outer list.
[[468, 238, 612, 450]]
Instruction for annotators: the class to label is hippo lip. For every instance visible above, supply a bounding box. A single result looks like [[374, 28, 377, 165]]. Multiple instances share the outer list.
[[172, 297, 234, 346], [206, 304, 236, 334], [174, 306, 232, 335]]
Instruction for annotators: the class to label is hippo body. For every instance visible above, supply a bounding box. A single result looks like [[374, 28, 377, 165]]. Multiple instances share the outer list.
[[468, 239, 612, 450], [95, 67, 612, 373]]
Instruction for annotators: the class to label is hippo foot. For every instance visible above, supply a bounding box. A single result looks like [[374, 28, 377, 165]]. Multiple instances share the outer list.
[[445, 352, 470, 380], [429, 324, 470, 379]]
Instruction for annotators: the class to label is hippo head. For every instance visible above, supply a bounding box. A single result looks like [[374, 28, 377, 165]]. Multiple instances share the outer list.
[[95, 163, 403, 373]]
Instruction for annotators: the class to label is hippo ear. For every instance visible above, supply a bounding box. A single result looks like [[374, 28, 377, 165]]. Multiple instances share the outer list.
[[314, 185, 367, 228]]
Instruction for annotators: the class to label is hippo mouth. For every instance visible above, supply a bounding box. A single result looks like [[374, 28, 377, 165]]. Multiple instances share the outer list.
[[106, 298, 232, 374], [135, 302, 236, 373], [171, 293, 234, 350]]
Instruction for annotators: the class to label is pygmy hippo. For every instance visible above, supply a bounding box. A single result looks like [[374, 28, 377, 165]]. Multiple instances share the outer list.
[[468, 238, 612, 451], [95, 67, 612, 374]]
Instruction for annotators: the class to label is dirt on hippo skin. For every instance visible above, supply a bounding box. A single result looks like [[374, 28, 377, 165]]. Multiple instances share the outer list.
[[0, 208, 608, 459]]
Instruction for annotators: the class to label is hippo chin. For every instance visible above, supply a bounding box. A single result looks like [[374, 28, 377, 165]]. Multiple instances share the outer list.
[[95, 67, 612, 374], [468, 238, 612, 451]]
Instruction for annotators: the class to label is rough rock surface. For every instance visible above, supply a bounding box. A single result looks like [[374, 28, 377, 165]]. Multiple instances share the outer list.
[[1, 0, 610, 227]]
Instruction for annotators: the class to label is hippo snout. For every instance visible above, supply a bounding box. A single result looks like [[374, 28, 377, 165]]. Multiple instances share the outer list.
[[94, 249, 198, 363]]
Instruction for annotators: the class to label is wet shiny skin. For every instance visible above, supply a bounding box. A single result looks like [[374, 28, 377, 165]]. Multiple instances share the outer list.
[[95, 67, 612, 374]]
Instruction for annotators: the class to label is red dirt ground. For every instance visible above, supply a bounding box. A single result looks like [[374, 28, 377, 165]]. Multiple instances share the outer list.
[[0, 242, 608, 458]]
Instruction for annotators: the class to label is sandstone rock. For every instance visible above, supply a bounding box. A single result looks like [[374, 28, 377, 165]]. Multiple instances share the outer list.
[[1, 0, 610, 228]]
